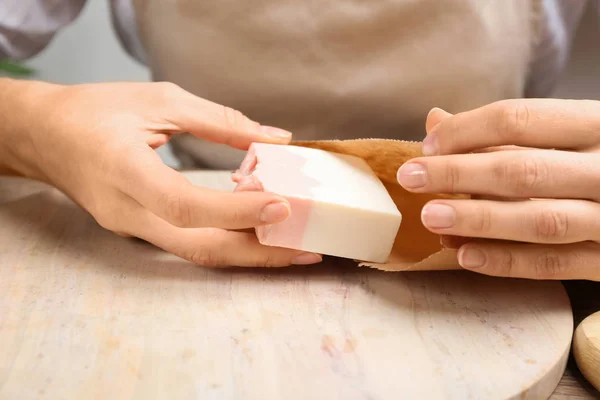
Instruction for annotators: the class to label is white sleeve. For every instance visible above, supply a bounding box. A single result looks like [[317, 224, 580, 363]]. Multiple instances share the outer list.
[[0, 0, 87, 60]]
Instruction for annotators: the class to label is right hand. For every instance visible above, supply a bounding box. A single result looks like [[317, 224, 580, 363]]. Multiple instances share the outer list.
[[1, 79, 322, 267]]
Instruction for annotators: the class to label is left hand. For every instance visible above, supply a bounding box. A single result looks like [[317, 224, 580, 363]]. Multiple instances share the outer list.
[[396, 99, 600, 281]]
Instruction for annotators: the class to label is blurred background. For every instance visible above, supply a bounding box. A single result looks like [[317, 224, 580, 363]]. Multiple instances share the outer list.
[[19, 1, 600, 167]]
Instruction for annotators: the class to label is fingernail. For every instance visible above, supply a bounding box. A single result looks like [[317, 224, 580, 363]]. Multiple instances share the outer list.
[[422, 131, 439, 156], [427, 107, 442, 119], [397, 163, 427, 189], [427, 107, 452, 121], [261, 126, 292, 140], [292, 252, 322, 265], [260, 201, 290, 223], [235, 175, 263, 192], [422, 203, 456, 229], [238, 151, 257, 175], [458, 247, 486, 269]]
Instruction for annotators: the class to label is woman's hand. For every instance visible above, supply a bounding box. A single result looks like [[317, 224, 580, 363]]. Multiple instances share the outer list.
[[397, 99, 600, 281], [0, 79, 321, 267]]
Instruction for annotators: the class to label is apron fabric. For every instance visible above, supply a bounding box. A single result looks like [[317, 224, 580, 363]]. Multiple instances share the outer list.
[[132, 0, 542, 170]]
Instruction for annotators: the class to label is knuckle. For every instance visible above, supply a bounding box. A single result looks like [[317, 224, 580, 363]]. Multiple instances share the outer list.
[[495, 248, 517, 276], [188, 229, 225, 267], [255, 252, 287, 268], [532, 209, 569, 242], [534, 251, 568, 278], [189, 247, 220, 267], [222, 106, 248, 130], [469, 205, 493, 234], [441, 160, 462, 192], [94, 213, 118, 232], [498, 100, 531, 142], [226, 207, 247, 225], [499, 157, 548, 195], [253, 252, 276, 268], [92, 206, 121, 233], [161, 193, 192, 227], [86, 192, 137, 235]]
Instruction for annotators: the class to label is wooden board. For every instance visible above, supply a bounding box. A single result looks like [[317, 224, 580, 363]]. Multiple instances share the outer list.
[[574, 311, 600, 390], [0, 173, 574, 400]]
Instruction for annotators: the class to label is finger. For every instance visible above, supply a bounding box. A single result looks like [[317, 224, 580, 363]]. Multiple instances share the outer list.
[[472, 145, 536, 154], [421, 198, 600, 244], [472, 194, 524, 201], [121, 149, 292, 229], [440, 235, 472, 249], [397, 149, 600, 201], [129, 209, 322, 267], [456, 241, 600, 281], [233, 174, 264, 192], [422, 99, 600, 156], [146, 133, 171, 149], [158, 83, 292, 150], [425, 107, 453, 133]]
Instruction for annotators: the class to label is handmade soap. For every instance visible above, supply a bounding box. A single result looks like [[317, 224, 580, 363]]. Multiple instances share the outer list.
[[232, 143, 402, 263]]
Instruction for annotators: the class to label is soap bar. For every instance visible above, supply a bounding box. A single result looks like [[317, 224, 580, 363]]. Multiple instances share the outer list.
[[232, 143, 402, 263]]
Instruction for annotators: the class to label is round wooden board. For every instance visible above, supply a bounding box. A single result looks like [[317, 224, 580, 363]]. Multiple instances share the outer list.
[[0, 173, 573, 400]]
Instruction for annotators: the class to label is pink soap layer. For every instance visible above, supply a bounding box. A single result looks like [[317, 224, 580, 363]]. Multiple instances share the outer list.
[[232, 144, 314, 250], [255, 197, 312, 249]]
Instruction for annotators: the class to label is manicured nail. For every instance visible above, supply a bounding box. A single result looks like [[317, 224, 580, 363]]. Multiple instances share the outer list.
[[261, 126, 292, 139], [397, 163, 427, 189], [292, 252, 323, 265], [260, 201, 290, 223], [422, 203, 456, 229], [422, 131, 439, 156], [458, 247, 486, 269]]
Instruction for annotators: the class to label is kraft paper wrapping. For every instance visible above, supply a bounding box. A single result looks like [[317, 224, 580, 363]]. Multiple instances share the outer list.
[[293, 139, 468, 272]]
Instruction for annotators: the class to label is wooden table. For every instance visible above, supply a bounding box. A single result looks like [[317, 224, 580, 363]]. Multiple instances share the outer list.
[[0, 174, 598, 399]]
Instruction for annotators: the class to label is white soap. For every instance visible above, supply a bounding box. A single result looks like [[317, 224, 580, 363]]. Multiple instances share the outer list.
[[233, 143, 402, 263]]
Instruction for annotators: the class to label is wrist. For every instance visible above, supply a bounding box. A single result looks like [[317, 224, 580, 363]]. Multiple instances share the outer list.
[[0, 78, 63, 180], [0, 78, 19, 175]]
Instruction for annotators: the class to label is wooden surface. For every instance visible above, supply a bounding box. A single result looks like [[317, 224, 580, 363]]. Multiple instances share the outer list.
[[0, 173, 577, 399], [557, 280, 600, 399], [552, 367, 600, 399], [574, 312, 600, 391]]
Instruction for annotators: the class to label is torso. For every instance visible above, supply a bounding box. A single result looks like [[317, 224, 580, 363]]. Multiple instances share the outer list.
[[110, 0, 587, 169]]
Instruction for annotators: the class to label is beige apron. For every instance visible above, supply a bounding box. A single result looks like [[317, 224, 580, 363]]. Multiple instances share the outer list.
[[132, 0, 541, 170]]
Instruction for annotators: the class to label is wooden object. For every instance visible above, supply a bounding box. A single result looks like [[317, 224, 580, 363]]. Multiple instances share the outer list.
[[0, 172, 574, 399], [574, 311, 600, 390]]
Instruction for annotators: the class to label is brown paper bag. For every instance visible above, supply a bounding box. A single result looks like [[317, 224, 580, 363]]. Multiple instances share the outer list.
[[293, 139, 468, 272]]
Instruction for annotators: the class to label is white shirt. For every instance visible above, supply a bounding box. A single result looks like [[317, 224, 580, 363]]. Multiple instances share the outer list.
[[0, 0, 598, 97]]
